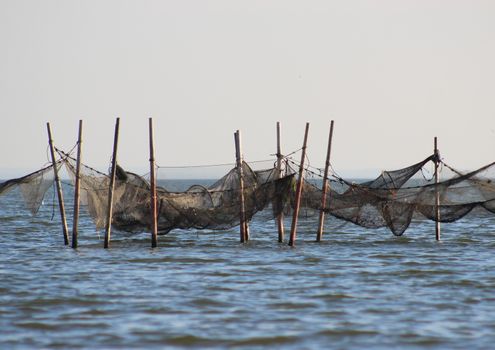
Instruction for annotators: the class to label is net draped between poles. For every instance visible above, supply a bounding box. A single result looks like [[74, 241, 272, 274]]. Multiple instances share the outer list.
[[300, 155, 495, 235], [63, 158, 296, 234], [0, 163, 60, 215], [2, 154, 495, 236]]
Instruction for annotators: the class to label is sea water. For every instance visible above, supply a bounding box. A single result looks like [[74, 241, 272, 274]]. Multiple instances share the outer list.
[[1, 181, 495, 349]]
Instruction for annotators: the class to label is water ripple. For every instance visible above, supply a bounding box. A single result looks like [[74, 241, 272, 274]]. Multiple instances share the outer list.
[[1, 190, 495, 349]]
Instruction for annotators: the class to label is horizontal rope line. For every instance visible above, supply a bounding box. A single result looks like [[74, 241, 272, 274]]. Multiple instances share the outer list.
[[157, 158, 276, 169]]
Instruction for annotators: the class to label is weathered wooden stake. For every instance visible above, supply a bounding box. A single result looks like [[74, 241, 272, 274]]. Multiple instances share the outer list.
[[276, 122, 285, 242], [234, 130, 249, 242], [434, 136, 441, 241], [46, 122, 70, 246], [149, 118, 158, 248], [240, 132, 249, 241], [316, 120, 334, 242], [72, 120, 83, 249], [104, 118, 120, 249], [288, 122, 310, 247]]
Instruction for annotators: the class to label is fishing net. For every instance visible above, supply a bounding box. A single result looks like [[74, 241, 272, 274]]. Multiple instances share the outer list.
[[0, 163, 60, 214], [62, 156, 295, 234], [299, 155, 495, 235], [3, 150, 495, 237]]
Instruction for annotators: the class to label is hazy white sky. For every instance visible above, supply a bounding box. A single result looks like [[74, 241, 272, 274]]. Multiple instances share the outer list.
[[1, 0, 494, 178]]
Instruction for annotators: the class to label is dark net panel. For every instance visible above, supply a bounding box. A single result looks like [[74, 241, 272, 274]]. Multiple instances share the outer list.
[[63, 158, 295, 234], [155, 163, 295, 233], [300, 156, 495, 235], [0, 163, 60, 214], [4, 153, 495, 238]]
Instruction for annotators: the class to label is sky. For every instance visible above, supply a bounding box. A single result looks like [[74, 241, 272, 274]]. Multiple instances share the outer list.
[[1, 0, 494, 179]]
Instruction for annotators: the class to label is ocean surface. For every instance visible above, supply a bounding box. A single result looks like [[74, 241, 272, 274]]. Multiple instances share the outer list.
[[1, 180, 495, 349]]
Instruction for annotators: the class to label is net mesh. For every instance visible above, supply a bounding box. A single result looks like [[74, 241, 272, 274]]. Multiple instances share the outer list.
[[0, 163, 59, 214], [299, 155, 495, 235], [63, 157, 295, 234], [3, 152, 495, 237]]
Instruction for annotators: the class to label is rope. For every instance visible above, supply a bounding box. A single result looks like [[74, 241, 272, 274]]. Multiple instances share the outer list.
[[441, 160, 495, 193], [65, 142, 78, 158], [284, 147, 303, 158], [156, 158, 275, 169], [58, 149, 294, 196], [285, 158, 325, 180], [56, 148, 109, 178], [420, 166, 434, 182]]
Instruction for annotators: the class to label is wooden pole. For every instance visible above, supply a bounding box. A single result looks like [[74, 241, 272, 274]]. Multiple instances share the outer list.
[[46, 122, 70, 246], [276, 122, 285, 242], [104, 118, 120, 249], [235, 130, 249, 242], [149, 118, 158, 248], [288, 122, 310, 247], [234, 131, 241, 242], [316, 120, 334, 242], [434, 136, 441, 241], [72, 120, 83, 249], [240, 131, 249, 241]]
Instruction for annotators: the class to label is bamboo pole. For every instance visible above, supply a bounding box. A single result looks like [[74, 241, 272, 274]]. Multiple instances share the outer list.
[[288, 122, 310, 247], [104, 118, 120, 249], [46, 122, 70, 246], [434, 136, 441, 241], [72, 120, 83, 249], [235, 130, 249, 242], [149, 118, 158, 248], [276, 122, 285, 242], [240, 131, 249, 241], [316, 120, 334, 242]]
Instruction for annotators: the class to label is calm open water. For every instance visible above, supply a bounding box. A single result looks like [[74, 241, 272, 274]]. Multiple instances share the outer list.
[[1, 181, 495, 349]]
